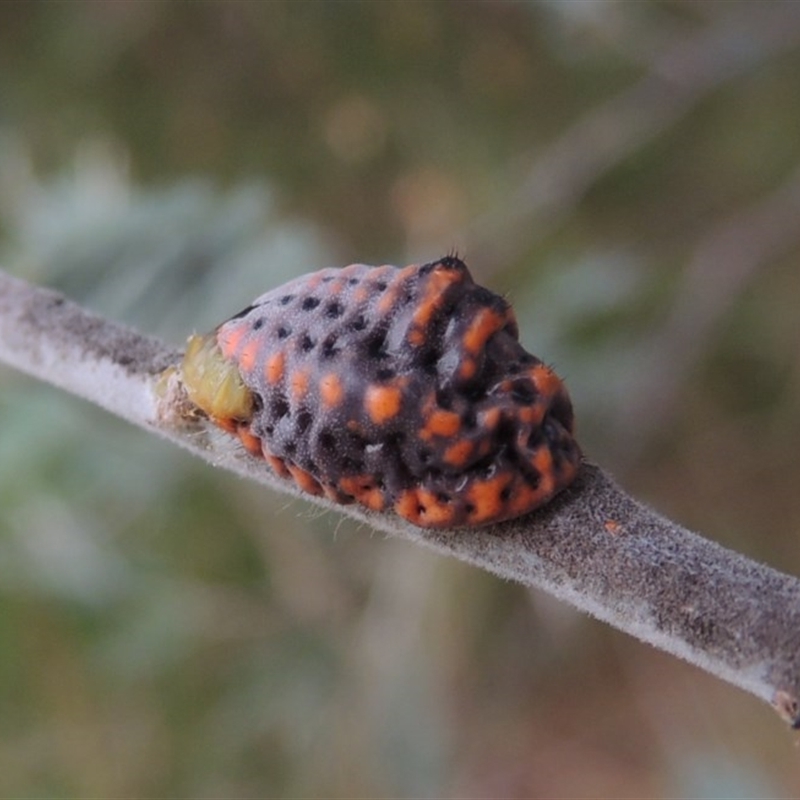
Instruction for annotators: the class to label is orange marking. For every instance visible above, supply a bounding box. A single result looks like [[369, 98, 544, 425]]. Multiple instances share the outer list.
[[377, 265, 416, 314], [264, 351, 285, 384], [443, 439, 473, 467], [480, 407, 502, 431], [462, 307, 506, 355], [214, 417, 238, 434], [322, 483, 351, 504], [408, 327, 425, 347], [421, 408, 461, 439], [338, 476, 358, 497], [511, 479, 557, 517], [320, 373, 344, 407], [397, 263, 418, 281], [365, 384, 402, 424], [340, 263, 361, 279], [353, 286, 370, 304], [507, 483, 537, 516], [605, 520, 621, 535], [306, 271, 325, 290], [413, 487, 454, 526], [377, 281, 400, 314], [372, 265, 393, 280], [530, 364, 564, 400], [359, 487, 386, 511], [339, 476, 386, 510], [394, 488, 421, 524], [531, 447, 555, 495], [287, 464, 324, 496], [457, 358, 476, 381], [290, 368, 310, 401], [409, 265, 463, 337], [394, 486, 455, 527], [218, 324, 247, 360], [516, 404, 545, 426], [262, 446, 291, 479], [328, 277, 346, 296], [473, 438, 492, 460], [466, 473, 514, 525], [237, 424, 262, 456], [238, 338, 260, 373]]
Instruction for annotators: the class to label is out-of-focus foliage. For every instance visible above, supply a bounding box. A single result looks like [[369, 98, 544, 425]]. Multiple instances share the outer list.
[[1, 2, 800, 796]]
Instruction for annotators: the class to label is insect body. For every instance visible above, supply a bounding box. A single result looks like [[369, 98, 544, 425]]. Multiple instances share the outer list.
[[181, 256, 581, 528]]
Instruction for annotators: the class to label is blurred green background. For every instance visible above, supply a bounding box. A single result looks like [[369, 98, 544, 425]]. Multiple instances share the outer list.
[[2, 2, 800, 797]]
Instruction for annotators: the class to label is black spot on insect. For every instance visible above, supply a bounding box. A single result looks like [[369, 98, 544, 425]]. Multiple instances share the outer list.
[[347, 433, 368, 454], [440, 301, 457, 319], [440, 256, 464, 271], [521, 465, 541, 489], [271, 397, 289, 420], [511, 379, 536, 405], [300, 334, 315, 352], [420, 348, 440, 374], [385, 432, 405, 448], [342, 456, 365, 472], [229, 304, 257, 321], [321, 335, 340, 359], [494, 418, 516, 448], [296, 410, 313, 434], [366, 329, 388, 359], [435, 389, 454, 409], [526, 428, 544, 451], [549, 393, 574, 433], [326, 301, 344, 318]]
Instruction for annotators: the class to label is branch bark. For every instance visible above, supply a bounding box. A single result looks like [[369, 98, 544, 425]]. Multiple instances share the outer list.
[[1, 268, 799, 728]]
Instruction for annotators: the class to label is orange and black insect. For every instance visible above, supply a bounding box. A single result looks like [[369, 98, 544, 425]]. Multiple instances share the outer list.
[[181, 256, 581, 528]]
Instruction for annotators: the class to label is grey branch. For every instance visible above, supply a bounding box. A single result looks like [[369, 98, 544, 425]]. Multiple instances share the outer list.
[[1, 268, 799, 728]]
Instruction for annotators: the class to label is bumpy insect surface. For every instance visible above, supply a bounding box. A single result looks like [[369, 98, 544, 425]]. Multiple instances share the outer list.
[[181, 256, 581, 528]]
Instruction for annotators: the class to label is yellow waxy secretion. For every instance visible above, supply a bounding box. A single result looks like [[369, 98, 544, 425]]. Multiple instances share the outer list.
[[181, 333, 254, 423]]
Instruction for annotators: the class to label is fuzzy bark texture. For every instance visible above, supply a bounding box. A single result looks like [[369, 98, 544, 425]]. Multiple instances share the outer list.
[[1, 268, 799, 728]]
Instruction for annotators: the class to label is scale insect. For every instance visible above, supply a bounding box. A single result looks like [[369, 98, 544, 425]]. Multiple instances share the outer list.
[[180, 256, 581, 528]]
